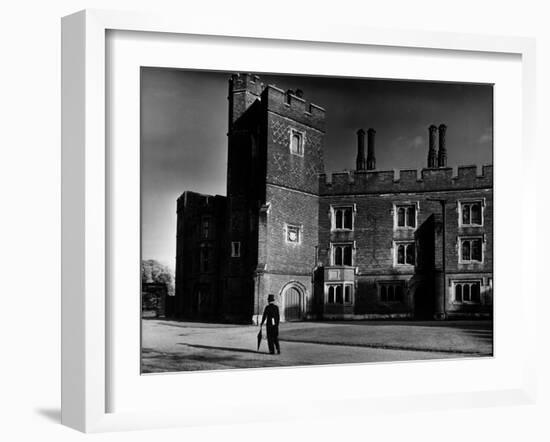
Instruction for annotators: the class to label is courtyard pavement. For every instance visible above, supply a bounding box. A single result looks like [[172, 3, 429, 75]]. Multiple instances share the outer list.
[[141, 319, 493, 373]]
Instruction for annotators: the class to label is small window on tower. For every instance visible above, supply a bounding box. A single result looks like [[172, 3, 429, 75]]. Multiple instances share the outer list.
[[201, 217, 211, 238], [231, 241, 241, 258], [290, 129, 304, 156]]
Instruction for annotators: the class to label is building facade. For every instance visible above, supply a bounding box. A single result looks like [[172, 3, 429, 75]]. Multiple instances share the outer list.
[[175, 73, 493, 323]]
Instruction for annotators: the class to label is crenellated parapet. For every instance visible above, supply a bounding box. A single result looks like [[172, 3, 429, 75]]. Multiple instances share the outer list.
[[262, 85, 326, 132], [229, 73, 326, 132], [229, 73, 264, 96], [319, 165, 493, 195], [229, 73, 265, 126]]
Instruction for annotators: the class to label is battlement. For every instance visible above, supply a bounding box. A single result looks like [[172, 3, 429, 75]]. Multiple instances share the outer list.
[[177, 191, 227, 211], [229, 73, 326, 131], [319, 165, 493, 195], [230, 73, 264, 96], [262, 85, 326, 132]]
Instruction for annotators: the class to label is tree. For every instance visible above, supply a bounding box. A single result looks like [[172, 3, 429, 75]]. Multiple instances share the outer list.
[[141, 259, 175, 295]]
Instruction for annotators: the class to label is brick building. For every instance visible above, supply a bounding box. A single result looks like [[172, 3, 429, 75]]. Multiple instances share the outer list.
[[175, 73, 493, 323]]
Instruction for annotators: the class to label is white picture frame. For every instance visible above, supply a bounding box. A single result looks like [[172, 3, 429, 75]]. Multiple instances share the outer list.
[[61, 9, 537, 433]]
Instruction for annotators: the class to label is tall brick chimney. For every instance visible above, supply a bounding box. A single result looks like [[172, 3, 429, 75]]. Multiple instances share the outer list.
[[367, 128, 376, 170], [438, 124, 447, 167], [428, 125, 438, 168], [356, 129, 366, 171]]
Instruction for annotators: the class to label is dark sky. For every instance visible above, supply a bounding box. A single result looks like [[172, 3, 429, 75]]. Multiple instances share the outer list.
[[141, 68, 493, 268]]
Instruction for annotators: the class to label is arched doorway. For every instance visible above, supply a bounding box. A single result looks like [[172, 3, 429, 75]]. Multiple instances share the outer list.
[[282, 284, 305, 321]]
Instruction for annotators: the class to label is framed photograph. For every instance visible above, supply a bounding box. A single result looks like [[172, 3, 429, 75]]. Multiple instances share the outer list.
[[61, 9, 537, 432]]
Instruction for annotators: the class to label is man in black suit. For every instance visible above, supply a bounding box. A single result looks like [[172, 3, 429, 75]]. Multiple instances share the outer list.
[[260, 294, 280, 355]]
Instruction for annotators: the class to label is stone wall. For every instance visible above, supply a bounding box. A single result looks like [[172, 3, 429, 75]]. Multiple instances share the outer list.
[[175, 191, 227, 319], [317, 186, 493, 319], [319, 166, 492, 195]]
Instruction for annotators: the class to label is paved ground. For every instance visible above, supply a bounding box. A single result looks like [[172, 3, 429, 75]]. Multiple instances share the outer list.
[[141, 319, 493, 373]]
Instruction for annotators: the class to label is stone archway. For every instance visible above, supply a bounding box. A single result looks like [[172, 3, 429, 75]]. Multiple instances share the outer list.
[[280, 282, 307, 322]]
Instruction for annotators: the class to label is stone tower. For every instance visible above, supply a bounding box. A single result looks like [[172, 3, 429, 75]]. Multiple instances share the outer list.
[[224, 74, 326, 323], [223, 74, 265, 321]]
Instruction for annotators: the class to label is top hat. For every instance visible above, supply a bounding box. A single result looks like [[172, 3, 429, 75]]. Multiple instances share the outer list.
[[267, 294, 275, 302]]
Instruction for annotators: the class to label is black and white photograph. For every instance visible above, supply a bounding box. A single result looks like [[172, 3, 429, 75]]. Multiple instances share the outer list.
[[140, 69, 493, 373]]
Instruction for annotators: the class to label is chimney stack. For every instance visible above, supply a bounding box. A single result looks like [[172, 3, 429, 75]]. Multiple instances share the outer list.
[[438, 124, 447, 167], [356, 129, 366, 171], [428, 125, 438, 168], [367, 128, 376, 170]]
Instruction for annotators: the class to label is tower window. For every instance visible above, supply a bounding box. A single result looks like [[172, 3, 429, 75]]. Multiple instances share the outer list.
[[201, 217, 211, 238], [395, 242, 415, 266], [231, 241, 241, 258], [395, 204, 417, 228], [289, 129, 304, 156]]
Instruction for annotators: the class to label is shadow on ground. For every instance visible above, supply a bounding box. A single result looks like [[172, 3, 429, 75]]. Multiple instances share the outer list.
[[180, 343, 261, 354], [141, 319, 493, 373], [34, 408, 61, 423]]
